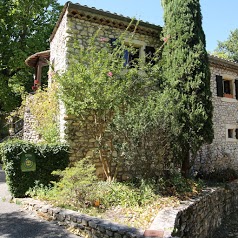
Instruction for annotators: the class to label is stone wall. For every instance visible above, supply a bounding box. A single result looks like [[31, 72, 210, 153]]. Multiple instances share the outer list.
[[20, 198, 144, 238], [49, 8, 69, 79], [172, 180, 238, 238], [23, 95, 42, 143], [195, 60, 238, 174], [20, 180, 238, 238], [64, 114, 130, 180]]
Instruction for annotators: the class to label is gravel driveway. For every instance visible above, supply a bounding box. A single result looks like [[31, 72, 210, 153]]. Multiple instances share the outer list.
[[0, 165, 80, 238]]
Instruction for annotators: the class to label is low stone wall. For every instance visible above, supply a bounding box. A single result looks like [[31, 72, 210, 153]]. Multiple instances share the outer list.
[[172, 180, 238, 238], [19, 198, 144, 238], [19, 180, 238, 238]]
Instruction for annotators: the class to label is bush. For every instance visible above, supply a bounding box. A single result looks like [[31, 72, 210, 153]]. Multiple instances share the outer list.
[[1, 139, 69, 197], [49, 158, 97, 208], [202, 168, 238, 182], [28, 159, 157, 210], [94, 180, 157, 208]]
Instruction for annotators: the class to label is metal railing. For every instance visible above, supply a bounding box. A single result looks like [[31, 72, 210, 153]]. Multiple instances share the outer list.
[[0, 119, 24, 143]]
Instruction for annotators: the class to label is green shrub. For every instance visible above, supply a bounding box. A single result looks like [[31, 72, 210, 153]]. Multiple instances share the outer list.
[[92, 180, 157, 209], [49, 158, 97, 208], [202, 168, 238, 182], [26, 181, 53, 200], [28, 161, 157, 210], [1, 139, 69, 197]]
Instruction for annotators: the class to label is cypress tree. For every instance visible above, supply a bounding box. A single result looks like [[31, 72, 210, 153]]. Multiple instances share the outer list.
[[161, 0, 213, 177]]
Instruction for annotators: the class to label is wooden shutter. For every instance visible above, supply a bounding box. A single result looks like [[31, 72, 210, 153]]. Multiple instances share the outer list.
[[110, 38, 129, 67], [236, 129, 238, 139], [235, 79, 238, 99], [123, 50, 129, 67], [145, 46, 156, 65], [109, 38, 117, 49], [216, 75, 223, 97]]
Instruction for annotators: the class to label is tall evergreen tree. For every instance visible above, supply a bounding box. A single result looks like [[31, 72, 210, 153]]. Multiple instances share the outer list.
[[161, 0, 213, 177]]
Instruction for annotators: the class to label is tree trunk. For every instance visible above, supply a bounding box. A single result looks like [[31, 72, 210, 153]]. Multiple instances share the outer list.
[[181, 149, 190, 178]]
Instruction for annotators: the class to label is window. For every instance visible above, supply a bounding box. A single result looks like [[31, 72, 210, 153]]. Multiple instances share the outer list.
[[109, 38, 155, 67], [223, 80, 232, 95], [216, 75, 238, 99], [124, 46, 140, 67], [145, 46, 156, 65], [228, 129, 234, 138], [226, 125, 238, 141]]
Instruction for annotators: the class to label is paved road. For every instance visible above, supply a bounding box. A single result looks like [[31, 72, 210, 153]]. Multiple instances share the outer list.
[[0, 165, 79, 238]]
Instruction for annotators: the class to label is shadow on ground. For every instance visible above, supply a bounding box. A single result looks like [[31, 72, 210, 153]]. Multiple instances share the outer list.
[[0, 165, 79, 238], [0, 210, 77, 238], [0, 165, 6, 184]]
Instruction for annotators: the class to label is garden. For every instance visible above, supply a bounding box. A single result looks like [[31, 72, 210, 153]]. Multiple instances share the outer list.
[[0, 0, 230, 232]]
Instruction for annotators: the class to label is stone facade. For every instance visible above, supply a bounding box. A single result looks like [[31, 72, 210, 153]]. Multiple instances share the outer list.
[[23, 95, 42, 143], [195, 56, 238, 174]]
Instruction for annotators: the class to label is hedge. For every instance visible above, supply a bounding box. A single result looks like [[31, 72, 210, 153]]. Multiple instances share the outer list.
[[1, 140, 69, 197]]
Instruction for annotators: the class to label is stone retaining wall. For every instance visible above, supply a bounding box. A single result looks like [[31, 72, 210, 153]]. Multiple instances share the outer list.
[[172, 180, 238, 238], [19, 180, 238, 238], [19, 198, 144, 238]]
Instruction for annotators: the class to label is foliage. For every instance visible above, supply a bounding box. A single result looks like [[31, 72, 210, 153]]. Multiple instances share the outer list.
[[159, 172, 204, 199], [213, 29, 238, 62], [49, 158, 98, 208], [26, 158, 205, 229], [1, 139, 69, 197], [201, 168, 238, 183], [0, 0, 62, 113], [110, 93, 175, 180], [26, 181, 53, 200], [161, 0, 213, 177], [57, 28, 164, 181], [29, 170, 157, 209], [27, 83, 60, 143]]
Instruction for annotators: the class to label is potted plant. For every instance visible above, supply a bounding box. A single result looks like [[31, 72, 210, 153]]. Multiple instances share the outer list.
[[224, 93, 233, 98]]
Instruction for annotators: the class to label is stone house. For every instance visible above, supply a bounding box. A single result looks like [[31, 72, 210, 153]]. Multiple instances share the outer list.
[[195, 55, 238, 174], [24, 2, 238, 177]]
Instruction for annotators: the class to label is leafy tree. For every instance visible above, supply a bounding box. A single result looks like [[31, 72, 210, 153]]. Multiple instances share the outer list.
[[57, 30, 168, 181], [213, 29, 238, 62], [0, 0, 62, 112], [161, 0, 213, 177]]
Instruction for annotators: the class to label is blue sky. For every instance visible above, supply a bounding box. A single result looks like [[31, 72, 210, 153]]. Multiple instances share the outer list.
[[58, 0, 238, 52]]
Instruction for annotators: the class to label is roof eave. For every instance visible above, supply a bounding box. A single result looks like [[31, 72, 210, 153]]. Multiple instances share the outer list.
[[50, 1, 162, 42]]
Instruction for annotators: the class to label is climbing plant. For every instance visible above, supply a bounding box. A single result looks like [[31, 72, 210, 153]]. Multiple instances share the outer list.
[[28, 83, 60, 143]]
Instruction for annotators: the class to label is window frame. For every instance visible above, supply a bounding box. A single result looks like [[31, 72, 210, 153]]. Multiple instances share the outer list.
[[226, 124, 238, 142], [216, 74, 238, 102]]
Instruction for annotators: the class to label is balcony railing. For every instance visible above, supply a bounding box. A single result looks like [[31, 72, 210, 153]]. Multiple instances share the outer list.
[[0, 119, 24, 143]]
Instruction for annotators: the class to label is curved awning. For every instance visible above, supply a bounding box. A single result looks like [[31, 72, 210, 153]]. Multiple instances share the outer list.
[[25, 50, 50, 68]]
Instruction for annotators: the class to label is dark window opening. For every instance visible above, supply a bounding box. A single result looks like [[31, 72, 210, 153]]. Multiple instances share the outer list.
[[145, 46, 156, 65], [228, 129, 233, 138], [224, 80, 232, 94], [124, 47, 140, 68]]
